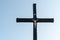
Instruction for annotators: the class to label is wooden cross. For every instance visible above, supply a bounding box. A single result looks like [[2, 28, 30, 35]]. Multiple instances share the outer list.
[[16, 3, 54, 40]]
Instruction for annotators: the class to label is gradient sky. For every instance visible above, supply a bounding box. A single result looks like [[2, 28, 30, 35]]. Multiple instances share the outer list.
[[0, 0, 60, 40]]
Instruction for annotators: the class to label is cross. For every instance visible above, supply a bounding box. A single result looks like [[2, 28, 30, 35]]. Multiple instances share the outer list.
[[16, 3, 54, 40]]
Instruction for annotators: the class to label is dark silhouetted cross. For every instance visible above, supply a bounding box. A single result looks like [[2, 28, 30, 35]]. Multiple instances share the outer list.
[[16, 3, 54, 40]]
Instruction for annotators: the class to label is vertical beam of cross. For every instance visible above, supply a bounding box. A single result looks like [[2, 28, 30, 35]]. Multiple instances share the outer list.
[[16, 3, 54, 40], [33, 4, 37, 40]]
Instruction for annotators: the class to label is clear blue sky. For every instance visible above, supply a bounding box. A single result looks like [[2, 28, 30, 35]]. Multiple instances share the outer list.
[[0, 0, 60, 40]]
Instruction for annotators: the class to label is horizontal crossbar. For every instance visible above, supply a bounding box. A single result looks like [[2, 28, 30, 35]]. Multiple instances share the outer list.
[[16, 18, 54, 23], [16, 18, 33, 22], [37, 18, 54, 22]]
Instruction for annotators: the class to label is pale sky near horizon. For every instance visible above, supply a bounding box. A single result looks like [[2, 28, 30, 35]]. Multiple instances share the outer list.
[[0, 0, 60, 40]]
